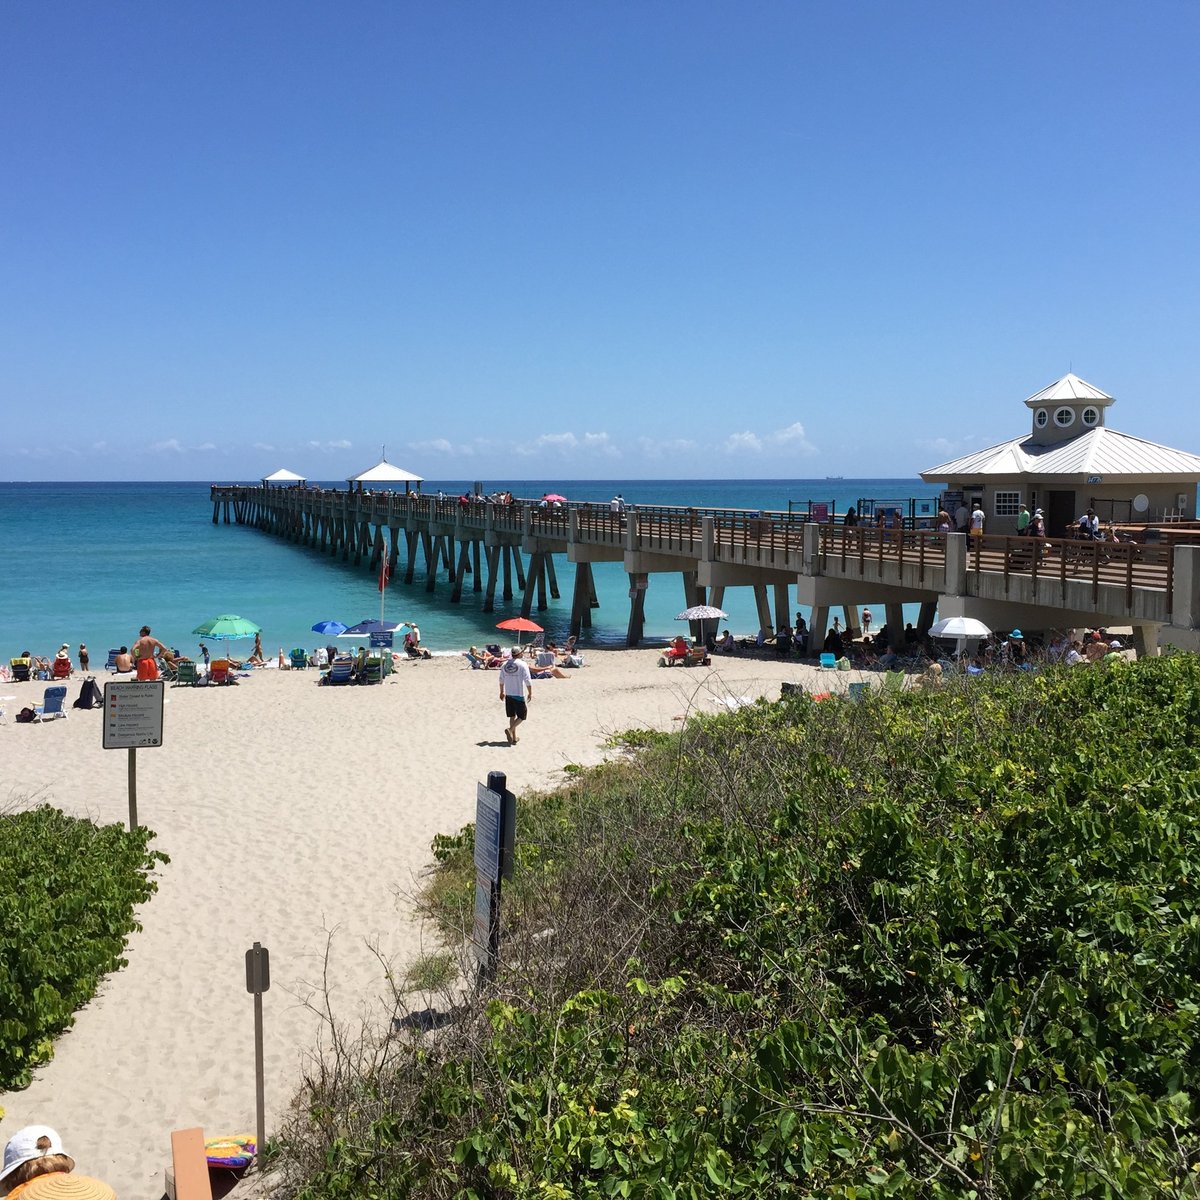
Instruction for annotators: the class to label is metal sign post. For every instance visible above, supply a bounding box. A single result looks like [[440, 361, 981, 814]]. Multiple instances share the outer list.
[[102, 681, 165, 830], [474, 770, 516, 988], [245, 942, 271, 1160]]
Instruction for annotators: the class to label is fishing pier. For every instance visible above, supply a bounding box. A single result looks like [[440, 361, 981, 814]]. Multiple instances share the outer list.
[[210, 486, 1200, 653]]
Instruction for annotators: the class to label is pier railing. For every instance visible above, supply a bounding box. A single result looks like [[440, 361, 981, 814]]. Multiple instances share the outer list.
[[968, 533, 1174, 615], [818, 527, 948, 585]]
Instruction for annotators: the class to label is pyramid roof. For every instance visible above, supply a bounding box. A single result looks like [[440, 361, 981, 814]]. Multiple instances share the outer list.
[[351, 458, 424, 484], [921, 427, 1200, 482], [1023, 372, 1113, 408], [262, 468, 306, 482]]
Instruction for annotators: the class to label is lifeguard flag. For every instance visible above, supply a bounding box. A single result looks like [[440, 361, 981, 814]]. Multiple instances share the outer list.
[[378, 557, 390, 592]]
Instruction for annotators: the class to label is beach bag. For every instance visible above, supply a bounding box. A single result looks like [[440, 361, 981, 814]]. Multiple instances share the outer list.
[[73, 676, 104, 709], [16, 707, 35, 723]]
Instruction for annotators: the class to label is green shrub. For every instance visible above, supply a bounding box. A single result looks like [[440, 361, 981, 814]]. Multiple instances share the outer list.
[[0, 805, 167, 1089], [274, 656, 1200, 1199]]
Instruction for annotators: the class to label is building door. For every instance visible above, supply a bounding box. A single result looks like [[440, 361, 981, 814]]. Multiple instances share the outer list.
[[1046, 490, 1076, 537]]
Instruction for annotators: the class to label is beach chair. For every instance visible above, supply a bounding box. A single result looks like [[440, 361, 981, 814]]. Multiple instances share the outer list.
[[290, 647, 308, 669], [10, 657, 32, 683], [105, 648, 121, 671], [33, 685, 68, 722], [209, 659, 231, 685], [324, 657, 354, 685], [173, 660, 198, 687], [819, 652, 837, 669], [361, 656, 384, 684], [52, 656, 72, 680]]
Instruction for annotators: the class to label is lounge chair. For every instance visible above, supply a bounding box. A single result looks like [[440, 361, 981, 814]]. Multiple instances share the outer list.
[[819, 652, 837, 669], [105, 648, 121, 671], [209, 659, 231, 685], [289, 648, 308, 669], [173, 660, 198, 686], [361, 657, 384, 684], [52, 657, 72, 680], [34, 685, 68, 722], [323, 657, 354, 685], [10, 657, 32, 683]]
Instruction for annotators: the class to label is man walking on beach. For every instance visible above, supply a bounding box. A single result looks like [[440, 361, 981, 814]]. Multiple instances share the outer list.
[[499, 646, 533, 745]]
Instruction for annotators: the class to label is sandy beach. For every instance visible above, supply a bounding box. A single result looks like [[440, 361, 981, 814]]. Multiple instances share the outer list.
[[0, 648, 853, 1198]]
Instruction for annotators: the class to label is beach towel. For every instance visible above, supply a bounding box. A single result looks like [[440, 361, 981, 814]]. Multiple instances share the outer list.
[[204, 1134, 256, 1169]]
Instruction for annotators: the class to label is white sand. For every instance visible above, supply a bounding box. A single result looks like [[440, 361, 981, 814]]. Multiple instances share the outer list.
[[0, 650, 848, 1197]]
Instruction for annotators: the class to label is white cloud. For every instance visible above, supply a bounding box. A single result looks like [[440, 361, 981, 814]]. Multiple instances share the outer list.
[[582, 432, 620, 457], [770, 422, 817, 454], [725, 431, 763, 453], [306, 439, 353, 452], [410, 438, 460, 455], [195, 442, 217, 452], [916, 436, 973, 459], [151, 438, 183, 454], [253, 442, 276, 452]]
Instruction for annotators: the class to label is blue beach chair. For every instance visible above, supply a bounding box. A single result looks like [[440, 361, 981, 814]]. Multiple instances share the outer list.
[[819, 652, 837, 670], [34, 685, 68, 722]]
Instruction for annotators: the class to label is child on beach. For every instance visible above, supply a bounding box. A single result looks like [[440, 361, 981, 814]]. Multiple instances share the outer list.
[[1, 1125, 74, 1196]]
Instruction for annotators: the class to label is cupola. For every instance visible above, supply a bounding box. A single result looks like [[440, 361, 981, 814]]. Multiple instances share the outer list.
[[1023, 373, 1114, 446]]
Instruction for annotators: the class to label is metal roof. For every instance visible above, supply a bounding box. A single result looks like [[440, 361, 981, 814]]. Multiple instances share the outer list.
[[1023, 372, 1113, 408], [351, 458, 424, 484], [921, 427, 1200, 481], [262, 467, 306, 482]]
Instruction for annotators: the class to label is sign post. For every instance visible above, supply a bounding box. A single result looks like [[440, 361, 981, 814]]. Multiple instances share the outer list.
[[102, 681, 165, 830], [473, 770, 516, 987], [245, 942, 271, 1160]]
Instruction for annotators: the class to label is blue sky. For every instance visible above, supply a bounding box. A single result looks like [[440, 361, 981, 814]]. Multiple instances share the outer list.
[[4, 3, 1198, 481]]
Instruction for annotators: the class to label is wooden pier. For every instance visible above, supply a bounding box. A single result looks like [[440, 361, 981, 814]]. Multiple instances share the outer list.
[[210, 486, 1200, 652]]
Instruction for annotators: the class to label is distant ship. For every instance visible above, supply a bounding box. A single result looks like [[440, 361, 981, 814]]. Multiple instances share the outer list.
[[825, 475, 844, 480]]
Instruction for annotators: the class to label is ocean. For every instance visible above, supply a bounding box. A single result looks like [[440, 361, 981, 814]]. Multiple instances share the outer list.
[[0, 479, 938, 662]]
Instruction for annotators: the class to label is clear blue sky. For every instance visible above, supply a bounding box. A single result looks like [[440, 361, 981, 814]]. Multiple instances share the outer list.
[[5, 3, 1198, 481]]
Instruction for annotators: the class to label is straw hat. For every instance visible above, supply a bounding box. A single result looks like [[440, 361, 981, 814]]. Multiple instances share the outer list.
[[1, 1126, 66, 1182], [23, 1174, 115, 1200]]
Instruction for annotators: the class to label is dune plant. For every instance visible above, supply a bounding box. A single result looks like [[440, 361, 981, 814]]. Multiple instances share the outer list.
[[274, 656, 1200, 1199], [0, 803, 166, 1089]]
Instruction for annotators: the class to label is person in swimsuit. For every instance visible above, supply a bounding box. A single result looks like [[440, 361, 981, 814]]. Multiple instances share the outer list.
[[132, 625, 167, 681]]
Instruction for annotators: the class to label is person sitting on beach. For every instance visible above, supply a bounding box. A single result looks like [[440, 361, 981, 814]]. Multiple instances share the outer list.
[[917, 662, 944, 691], [404, 626, 432, 660], [113, 646, 133, 673], [531, 661, 569, 679], [1, 1124, 75, 1196], [775, 623, 793, 656], [714, 630, 736, 654], [822, 627, 843, 658]]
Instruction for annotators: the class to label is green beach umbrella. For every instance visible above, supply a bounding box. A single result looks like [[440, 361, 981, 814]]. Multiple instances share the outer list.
[[192, 613, 262, 641]]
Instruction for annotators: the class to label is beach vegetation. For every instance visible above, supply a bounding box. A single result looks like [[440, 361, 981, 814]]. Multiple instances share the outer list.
[[0, 803, 167, 1090], [273, 655, 1200, 1198]]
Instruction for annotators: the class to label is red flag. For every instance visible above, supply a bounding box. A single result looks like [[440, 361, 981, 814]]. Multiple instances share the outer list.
[[378, 557, 390, 592]]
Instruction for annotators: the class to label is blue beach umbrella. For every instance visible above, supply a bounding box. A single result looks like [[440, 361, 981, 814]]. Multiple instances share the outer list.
[[339, 619, 403, 637], [312, 619, 348, 636]]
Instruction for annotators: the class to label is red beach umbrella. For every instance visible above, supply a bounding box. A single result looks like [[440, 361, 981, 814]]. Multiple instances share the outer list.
[[495, 616, 543, 646]]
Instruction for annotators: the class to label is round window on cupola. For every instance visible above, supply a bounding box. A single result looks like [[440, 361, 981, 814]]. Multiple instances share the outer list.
[[1034, 408, 1048, 428], [1054, 406, 1076, 428], [1081, 406, 1099, 427]]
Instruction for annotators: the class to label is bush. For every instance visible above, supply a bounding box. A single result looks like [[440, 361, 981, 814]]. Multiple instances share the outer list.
[[0, 805, 167, 1089], [273, 656, 1200, 1198]]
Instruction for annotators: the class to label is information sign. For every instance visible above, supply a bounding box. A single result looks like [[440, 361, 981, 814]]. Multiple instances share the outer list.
[[474, 783, 503, 883], [102, 681, 165, 750], [369, 631, 394, 648], [810, 502, 829, 524], [472, 880, 492, 965]]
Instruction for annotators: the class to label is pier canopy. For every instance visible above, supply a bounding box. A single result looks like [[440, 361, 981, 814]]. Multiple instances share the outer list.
[[351, 457, 423, 491], [262, 468, 306, 486], [921, 372, 1200, 535]]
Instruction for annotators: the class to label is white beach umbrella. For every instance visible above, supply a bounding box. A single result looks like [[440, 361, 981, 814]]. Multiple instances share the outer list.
[[929, 616, 991, 639]]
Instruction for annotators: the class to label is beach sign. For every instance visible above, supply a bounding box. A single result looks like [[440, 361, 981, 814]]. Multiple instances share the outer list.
[[473, 772, 516, 983], [811, 502, 829, 524], [103, 679, 165, 831], [102, 680, 164, 749]]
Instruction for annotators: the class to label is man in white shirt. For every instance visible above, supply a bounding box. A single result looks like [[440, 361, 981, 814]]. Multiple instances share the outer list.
[[969, 503, 985, 539], [499, 646, 533, 745]]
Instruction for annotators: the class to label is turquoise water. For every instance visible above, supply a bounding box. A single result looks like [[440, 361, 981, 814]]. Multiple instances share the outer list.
[[0, 479, 937, 661]]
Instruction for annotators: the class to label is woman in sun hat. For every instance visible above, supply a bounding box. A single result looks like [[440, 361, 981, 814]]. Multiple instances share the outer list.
[[23, 1176, 114, 1200], [0, 1125, 74, 1197]]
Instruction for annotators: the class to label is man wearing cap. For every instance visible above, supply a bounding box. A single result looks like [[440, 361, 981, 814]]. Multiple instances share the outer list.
[[499, 646, 532, 745], [1016, 503, 1030, 535]]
